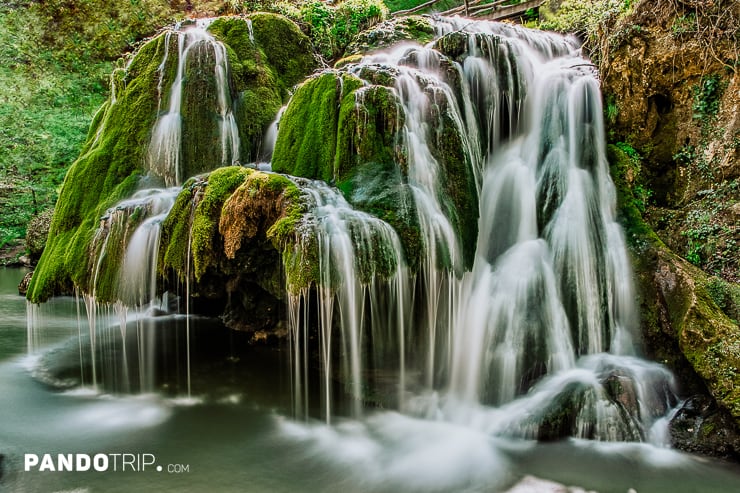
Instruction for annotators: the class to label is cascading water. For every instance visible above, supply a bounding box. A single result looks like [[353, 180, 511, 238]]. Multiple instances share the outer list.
[[13, 14, 740, 493], [283, 17, 679, 444], [26, 20, 244, 397], [148, 21, 240, 187], [287, 179, 409, 422]]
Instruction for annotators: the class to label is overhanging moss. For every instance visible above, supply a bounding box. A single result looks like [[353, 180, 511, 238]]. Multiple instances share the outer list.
[[191, 166, 254, 280], [273, 71, 364, 182], [29, 14, 318, 302]]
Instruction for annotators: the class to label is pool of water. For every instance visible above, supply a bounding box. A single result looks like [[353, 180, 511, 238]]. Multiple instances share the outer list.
[[2, 267, 740, 492]]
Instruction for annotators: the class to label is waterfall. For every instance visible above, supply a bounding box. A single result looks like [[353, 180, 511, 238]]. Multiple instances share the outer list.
[[147, 22, 240, 187], [283, 17, 678, 443], [287, 180, 409, 422], [24, 15, 681, 447]]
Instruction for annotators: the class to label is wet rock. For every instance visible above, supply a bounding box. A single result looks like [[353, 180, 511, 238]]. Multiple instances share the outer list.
[[505, 475, 596, 493], [604, 373, 639, 417], [670, 394, 740, 460], [18, 271, 33, 296], [344, 15, 435, 56]]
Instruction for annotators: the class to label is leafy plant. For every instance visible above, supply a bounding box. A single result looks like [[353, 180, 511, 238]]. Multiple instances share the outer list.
[[692, 74, 724, 120], [671, 12, 697, 37]]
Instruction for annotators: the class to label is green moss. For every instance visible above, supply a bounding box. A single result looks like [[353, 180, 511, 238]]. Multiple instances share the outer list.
[[609, 143, 740, 420], [159, 180, 199, 278], [608, 144, 663, 251], [435, 110, 478, 270], [344, 15, 435, 56], [216, 169, 310, 296], [209, 15, 316, 162], [273, 71, 363, 182], [248, 13, 316, 92], [191, 166, 253, 280], [27, 33, 167, 302]]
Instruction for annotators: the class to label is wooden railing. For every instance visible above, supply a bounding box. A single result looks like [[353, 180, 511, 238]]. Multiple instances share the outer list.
[[393, 0, 545, 21]]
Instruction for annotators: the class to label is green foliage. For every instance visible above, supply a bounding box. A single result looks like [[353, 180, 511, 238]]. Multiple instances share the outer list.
[[671, 12, 697, 37], [677, 180, 739, 277], [692, 74, 724, 120], [539, 0, 627, 36], [705, 276, 740, 323], [29, 0, 175, 61], [268, 0, 389, 59], [0, 7, 112, 244]]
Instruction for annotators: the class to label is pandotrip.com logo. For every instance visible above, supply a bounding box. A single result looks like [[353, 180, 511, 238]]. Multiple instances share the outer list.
[[24, 453, 190, 473]]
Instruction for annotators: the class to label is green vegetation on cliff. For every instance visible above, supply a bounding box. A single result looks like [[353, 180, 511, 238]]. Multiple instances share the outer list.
[[610, 143, 740, 424], [210, 14, 316, 162], [273, 70, 431, 270]]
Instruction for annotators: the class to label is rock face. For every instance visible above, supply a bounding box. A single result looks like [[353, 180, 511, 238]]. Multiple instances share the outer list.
[[25, 208, 54, 263], [609, 143, 740, 455], [599, 0, 740, 456], [670, 394, 740, 460], [601, 0, 739, 281]]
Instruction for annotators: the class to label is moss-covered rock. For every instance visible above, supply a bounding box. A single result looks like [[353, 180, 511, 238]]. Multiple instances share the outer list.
[[344, 15, 435, 56], [28, 14, 317, 303], [610, 143, 740, 454], [154, 165, 310, 334], [273, 71, 362, 182], [272, 58, 480, 271], [27, 33, 168, 302], [209, 14, 317, 163], [272, 70, 423, 270]]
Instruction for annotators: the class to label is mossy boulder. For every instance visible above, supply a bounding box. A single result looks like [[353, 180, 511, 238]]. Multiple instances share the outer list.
[[27, 14, 317, 303], [344, 15, 435, 56], [27, 33, 168, 302], [272, 70, 423, 270], [210, 14, 316, 162], [272, 58, 480, 271], [157, 166, 308, 334]]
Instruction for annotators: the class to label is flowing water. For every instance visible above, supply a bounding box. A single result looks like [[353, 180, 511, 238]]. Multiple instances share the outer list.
[[3, 268, 740, 491], [4, 15, 740, 493], [148, 21, 240, 187]]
